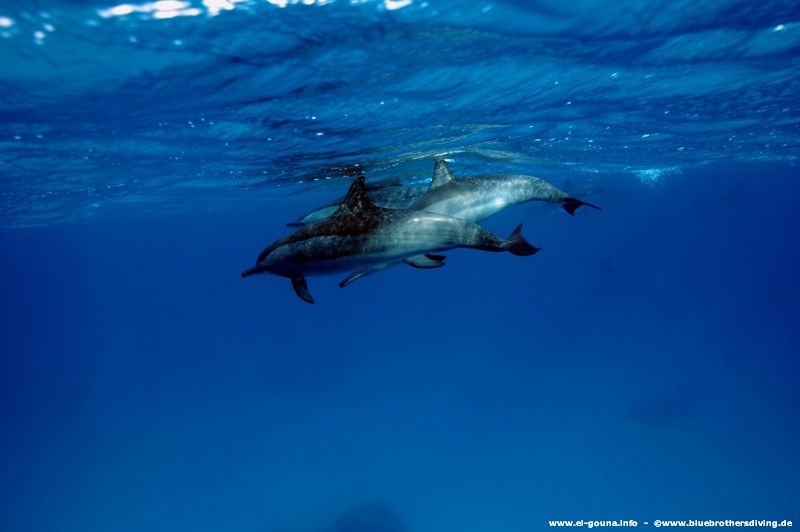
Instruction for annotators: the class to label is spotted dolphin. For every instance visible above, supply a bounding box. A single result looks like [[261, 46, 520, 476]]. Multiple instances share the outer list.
[[288, 160, 599, 226], [410, 159, 601, 222], [242, 176, 540, 303]]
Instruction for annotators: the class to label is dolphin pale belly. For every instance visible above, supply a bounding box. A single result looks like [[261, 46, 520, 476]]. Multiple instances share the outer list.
[[410, 159, 601, 223], [242, 176, 540, 304]]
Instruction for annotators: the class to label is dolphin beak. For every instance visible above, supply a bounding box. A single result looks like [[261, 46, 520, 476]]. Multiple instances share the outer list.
[[241, 265, 263, 278]]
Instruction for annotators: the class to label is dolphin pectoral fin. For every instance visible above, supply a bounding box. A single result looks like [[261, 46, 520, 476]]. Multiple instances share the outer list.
[[506, 224, 541, 256], [404, 254, 446, 269], [342, 256, 445, 287], [563, 197, 602, 215], [339, 267, 377, 288], [339, 262, 399, 287], [291, 277, 315, 304], [340, 268, 369, 288]]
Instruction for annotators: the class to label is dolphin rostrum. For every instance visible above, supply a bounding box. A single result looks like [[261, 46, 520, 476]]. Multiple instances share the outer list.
[[242, 176, 540, 303], [409, 159, 601, 222]]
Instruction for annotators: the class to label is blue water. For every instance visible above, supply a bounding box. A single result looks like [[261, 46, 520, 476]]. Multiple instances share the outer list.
[[2, 0, 799, 530]]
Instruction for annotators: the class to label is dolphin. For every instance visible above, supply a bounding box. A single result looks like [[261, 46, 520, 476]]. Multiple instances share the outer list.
[[242, 176, 540, 303], [409, 159, 601, 222], [288, 160, 599, 226]]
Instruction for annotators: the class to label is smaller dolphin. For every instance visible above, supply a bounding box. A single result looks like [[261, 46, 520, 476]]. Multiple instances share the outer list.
[[288, 160, 599, 226], [242, 176, 540, 304], [410, 159, 601, 223]]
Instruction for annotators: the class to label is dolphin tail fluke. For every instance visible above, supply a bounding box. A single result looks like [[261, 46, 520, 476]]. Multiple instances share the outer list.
[[562, 197, 602, 215], [241, 265, 262, 278], [291, 277, 315, 304], [506, 224, 541, 256]]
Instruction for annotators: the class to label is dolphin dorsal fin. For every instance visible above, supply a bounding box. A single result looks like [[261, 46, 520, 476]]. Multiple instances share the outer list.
[[334, 176, 377, 216], [431, 159, 456, 189]]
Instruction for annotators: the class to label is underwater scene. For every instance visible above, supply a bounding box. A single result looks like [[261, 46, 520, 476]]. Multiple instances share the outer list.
[[1, 0, 799, 530]]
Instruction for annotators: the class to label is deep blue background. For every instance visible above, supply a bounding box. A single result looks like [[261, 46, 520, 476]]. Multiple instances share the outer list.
[[1, 0, 799, 530], [2, 163, 798, 530]]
